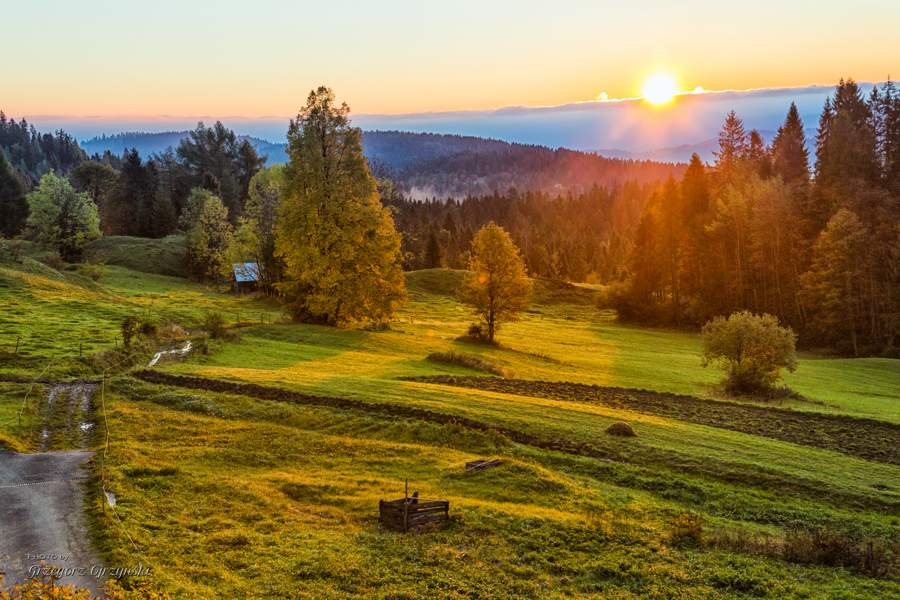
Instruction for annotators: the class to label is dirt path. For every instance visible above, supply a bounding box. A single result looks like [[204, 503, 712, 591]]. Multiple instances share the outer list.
[[0, 381, 105, 597], [0, 449, 104, 596]]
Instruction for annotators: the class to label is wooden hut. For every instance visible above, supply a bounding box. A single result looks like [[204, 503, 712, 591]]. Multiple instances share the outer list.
[[232, 263, 260, 293]]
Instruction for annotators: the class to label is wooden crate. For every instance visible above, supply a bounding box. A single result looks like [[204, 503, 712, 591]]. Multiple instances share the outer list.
[[466, 458, 503, 471], [379, 497, 449, 532]]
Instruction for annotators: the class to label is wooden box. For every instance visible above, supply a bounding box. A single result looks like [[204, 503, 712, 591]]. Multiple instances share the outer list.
[[379, 497, 449, 533]]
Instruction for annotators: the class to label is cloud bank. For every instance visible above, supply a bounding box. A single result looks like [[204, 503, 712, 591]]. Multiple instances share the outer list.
[[14, 83, 885, 161]]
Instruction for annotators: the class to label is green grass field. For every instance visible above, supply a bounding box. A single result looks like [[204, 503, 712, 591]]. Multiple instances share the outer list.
[[2, 242, 900, 598]]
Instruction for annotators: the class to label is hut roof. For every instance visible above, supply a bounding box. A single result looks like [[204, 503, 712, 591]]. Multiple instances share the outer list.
[[233, 263, 260, 283]]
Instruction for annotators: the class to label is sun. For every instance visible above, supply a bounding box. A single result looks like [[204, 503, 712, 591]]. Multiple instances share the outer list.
[[642, 75, 678, 105]]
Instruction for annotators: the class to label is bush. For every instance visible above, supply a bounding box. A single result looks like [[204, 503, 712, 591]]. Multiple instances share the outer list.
[[121, 315, 158, 347], [670, 512, 704, 548], [78, 262, 107, 281], [121, 317, 139, 347], [0, 237, 25, 261], [701, 311, 798, 395], [40, 252, 66, 271], [204, 312, 227, 339], [456, 322, 498, 345], [604, 421, 638, 437]]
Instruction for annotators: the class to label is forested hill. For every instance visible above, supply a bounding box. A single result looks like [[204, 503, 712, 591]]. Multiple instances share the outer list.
[[395, 145, 685, 199], [81, 129, 684, 199], [80, 132, 290, 165], [0, 112, 87, 185]]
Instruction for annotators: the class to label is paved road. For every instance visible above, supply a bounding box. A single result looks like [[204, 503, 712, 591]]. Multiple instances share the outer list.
[[0, 449, 104, 596]]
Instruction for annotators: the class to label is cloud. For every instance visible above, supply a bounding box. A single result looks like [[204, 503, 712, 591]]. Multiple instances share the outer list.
[[16, 83, 887, 160]]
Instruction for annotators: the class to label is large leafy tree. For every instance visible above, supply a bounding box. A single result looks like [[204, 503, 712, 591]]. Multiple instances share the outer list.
[[25, 172, 100, 260], [276, 87, 407, 325], [0, 147, 28, 237], [458, 221, 532, 342]]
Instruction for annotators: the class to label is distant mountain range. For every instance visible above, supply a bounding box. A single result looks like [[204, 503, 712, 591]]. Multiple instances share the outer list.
[[80, 129, 687, 199]]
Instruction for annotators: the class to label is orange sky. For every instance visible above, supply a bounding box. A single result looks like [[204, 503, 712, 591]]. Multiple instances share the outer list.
[[3, 1, 897, 118]]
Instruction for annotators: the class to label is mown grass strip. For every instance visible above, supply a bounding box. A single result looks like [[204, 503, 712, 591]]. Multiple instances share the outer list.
[[130, 370, 613, 460], [406, 376, 900, 466]]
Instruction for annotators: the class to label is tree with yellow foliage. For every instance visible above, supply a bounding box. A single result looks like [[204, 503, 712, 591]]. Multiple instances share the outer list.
[[276, 87, 406, 325], [459, 222, 532, 343]]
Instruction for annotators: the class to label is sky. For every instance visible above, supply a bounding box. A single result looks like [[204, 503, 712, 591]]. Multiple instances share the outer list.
[[2, 1, 898, 150]]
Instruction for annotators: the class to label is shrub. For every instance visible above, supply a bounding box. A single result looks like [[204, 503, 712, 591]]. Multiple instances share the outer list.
[[701, 311, 798, 395], [40, 252, 66, 271], [78, 262, 107, 281], [121, 316, 139, 347], [204, 312, 227, 339], [137, 316, 158, 338], [456, 322, 498, 345], [0, 237, 25, 261], [670, 512, 704, 548], [121, 315, 158, 346]]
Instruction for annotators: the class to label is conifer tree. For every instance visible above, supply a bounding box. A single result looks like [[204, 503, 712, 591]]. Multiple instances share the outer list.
[[713, 111, 748, 185], [0, 147, 27, 237], [423, 223, 444, 268], [815, 78, 880, 187], [771, 102, 810, 185], [276, 87, 406, 325]]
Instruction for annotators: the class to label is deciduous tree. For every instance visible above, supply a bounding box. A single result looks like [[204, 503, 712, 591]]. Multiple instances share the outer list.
[[184, 190, 233, 288], [458, 221, 532, 342], [701, 310, 798, 394], [228, 165, 285, 294], [24, 172, 100, 261]]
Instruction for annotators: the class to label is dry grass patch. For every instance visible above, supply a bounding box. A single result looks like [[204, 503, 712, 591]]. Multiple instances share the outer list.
[[426, 350, 509, 377]]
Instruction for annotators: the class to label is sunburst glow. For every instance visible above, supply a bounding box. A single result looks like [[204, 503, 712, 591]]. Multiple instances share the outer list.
[[642, 75, 678, 105]]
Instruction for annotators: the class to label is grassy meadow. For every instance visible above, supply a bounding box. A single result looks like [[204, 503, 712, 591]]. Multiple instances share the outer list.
[[2, 238, 900, 598]]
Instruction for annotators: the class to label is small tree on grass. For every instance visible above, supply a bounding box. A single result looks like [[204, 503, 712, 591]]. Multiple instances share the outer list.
[[458, 221, 532, 343], [701, 310, 798, 394], [25, 172, 101, 261]]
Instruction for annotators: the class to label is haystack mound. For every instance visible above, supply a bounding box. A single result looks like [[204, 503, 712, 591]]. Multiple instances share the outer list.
[[605, 421, 638, 437]]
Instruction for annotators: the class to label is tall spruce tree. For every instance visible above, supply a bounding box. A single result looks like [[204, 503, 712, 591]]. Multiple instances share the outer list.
[[771, 103, 810, 185], [815, 78, 880, 187], [0, 147, 28, 237], [713, 111, 748, 185], [424, 223, 444, 268], [276, 87, 407, 325]]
